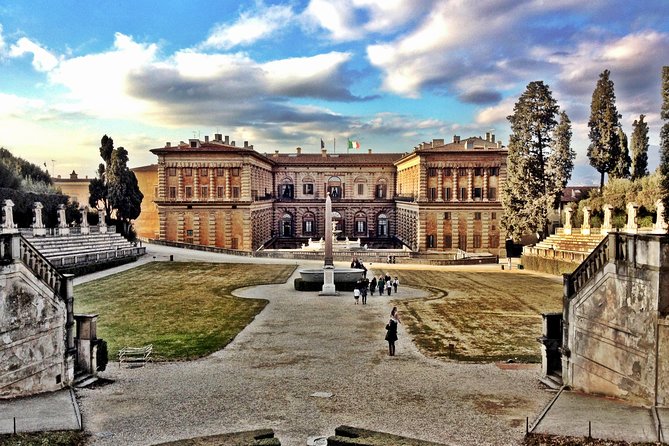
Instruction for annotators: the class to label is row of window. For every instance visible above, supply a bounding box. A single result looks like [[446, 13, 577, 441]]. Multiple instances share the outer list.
[[428, 167, 500, 177], [428, 187, 497, 200], [280, 212, 389, 237], [426, 234, 499, 249], [442, 212, 497, 221], [167, 167, 241, 177], [168, 185, 240, 199], [279, 184, 388, 199]]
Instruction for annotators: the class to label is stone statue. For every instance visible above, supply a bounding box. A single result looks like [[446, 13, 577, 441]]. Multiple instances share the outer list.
[[32, 202, 46, 236], [80, 206, 90, 234], [1, 199, 18, 233], [57, 204, 70, 235], [581, 206, 591, 235], [653, 200, 668, 234], [625, 202, 639, 234], [602, 204, 614, 233], [563, 205, 573, 235]]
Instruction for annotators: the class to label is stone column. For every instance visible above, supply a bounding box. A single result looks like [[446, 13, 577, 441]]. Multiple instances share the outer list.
[[581, 206, 591, 235], [653, 199, 668, 234], [193, 166, 200, 200], [225, 168, 231, 200], [601, 204, 614, 234], [1, 199, 18, 234], [177, 167, 184, 200], [563, 206, 572, 235], [98, 209, 108, 234], [625, 202, 639, 234], [80, 206, 90, 234], [467, 168, 473, 202], [209, 168, 216, 200], [58, 204, 70, 235], [483, 169, 489, 201], [453, 169, 459, 201], [437, 168, 443, 202], [33, 202, 46, 236]]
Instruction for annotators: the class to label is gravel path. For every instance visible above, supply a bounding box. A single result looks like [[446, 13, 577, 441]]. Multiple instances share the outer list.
[[76, 246, 553, 446]]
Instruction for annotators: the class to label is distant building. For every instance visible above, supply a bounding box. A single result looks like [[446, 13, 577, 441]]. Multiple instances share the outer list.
[[52, 170, 92, 206], [133, 132, 509, 255]]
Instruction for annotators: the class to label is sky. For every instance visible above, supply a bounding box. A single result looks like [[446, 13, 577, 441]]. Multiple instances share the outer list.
[[1, 1, 668, 185]]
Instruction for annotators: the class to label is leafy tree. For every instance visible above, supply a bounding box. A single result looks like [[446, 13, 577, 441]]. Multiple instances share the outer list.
[[587, 69, 622, 189], [501, 81, 571, 240], [630, 114, 649, 180], [610, 127, 630, 179], [660, 66, 669, 226], [0, 162, 21, 189], [88, 135, 143, 238]]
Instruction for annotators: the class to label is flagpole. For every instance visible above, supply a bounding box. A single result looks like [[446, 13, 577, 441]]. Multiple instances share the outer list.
[[333, 138, 336, 154]]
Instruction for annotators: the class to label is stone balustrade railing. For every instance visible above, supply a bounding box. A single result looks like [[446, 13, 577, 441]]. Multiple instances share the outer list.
[[18, 234, 64, 293], [564, 234, 611, 299]]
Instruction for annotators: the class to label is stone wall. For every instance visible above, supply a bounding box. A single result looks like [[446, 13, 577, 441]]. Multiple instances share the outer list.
[[563, 234, 669, 406], [0, 262, 71, 398]]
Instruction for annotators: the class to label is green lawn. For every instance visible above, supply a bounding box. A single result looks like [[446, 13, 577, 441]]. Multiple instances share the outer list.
[[74, 262, 296, 360]]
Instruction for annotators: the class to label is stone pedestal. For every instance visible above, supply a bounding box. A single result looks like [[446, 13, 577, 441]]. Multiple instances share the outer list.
[[320, 266, 337, 296], [653, 200, 668, 234], [563, 206, 573, 235], [581, 206, 591, 235], [602, 204, 613, 234], [625, 202, 639, 234]]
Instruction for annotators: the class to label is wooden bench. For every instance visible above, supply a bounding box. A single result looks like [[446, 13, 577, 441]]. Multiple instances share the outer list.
[[118, 344, 153, 367]]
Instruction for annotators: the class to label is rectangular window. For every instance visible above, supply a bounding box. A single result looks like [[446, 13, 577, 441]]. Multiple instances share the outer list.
[[474, 187, 482, 199], [443, 168, 452, 177], [200, 168, 208, 177], [488, 187, 497, 200], [216, 167, 225, 176], [232, 187, 240, 198], [280, 184, 294, 199], [357, 183, 365, 195], [185, 186, 192, 198], [356, 220, 366, 233], [444, 212, 451, 220], [231, 237, 238, 249], [458, 167, 467, 176], [444, 235, 452, 249], [303, 220, 314, 234], [474, 212, 482, 220], [473, 234, 482, 248], [445, 187, 451, 200], [460, 187, 467, 200], [428, 167, 437, 177], [231, 167, 240, 176], [427, 234, 435, 248], [201, 186, 208, 198], [458, 234, 467, 250], [169, 186, 176, 199], [491, 212, 497, 220], [184, 167, 192, 176], [474, 167, 483, 176], [167, 167, 177, 176], [489, 167, 499, 176], [489, 235, 499, 248], [429, 187, 437, 200], [303, 183, 314, 195], [217, 186, 225, 198], [376, 184, 387, 198]]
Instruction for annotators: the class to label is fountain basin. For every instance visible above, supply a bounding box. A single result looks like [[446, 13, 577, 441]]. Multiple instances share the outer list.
[[298, 268, 365, 283]]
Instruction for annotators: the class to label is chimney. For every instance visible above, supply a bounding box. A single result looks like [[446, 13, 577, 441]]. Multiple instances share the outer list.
[[485, 132, 491, 141], [432, 138, 444, 147], [244, 141, 248, 148], [296, 147, 302, 154], [214, 133, 222, 141], [273, 150, 279, 158], [166, 142, 171, 147], [231, 140, 236, 146], [70, 170, 78, 180], [368, 149, 372, 154], [497, 141, 502, 148], [453, 135, 460, 143], [205, 135, 209, 143], [491, 133, 495, 143], [321, 149, 327, 157], [465, 139, 474, 149], [224, 135, 230, 145]]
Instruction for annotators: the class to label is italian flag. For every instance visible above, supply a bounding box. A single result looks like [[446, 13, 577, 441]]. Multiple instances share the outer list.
[[347, 139, 360, 150]]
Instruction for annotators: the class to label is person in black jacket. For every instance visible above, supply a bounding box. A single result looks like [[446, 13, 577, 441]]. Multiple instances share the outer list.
[[384, 307, 401, 356]]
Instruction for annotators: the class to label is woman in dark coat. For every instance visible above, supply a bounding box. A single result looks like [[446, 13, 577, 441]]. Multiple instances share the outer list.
[[384, 306, 401, 356], [370, 276, 377, 296]]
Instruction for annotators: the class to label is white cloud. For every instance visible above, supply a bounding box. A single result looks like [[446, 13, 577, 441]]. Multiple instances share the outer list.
[[303, 0, 360, 41], [0, 24, 6, 56], [201, 4, 294, 50], [9, 37, 59, 71], [261, 52, 352, 95], [475, 97, 516, 126]]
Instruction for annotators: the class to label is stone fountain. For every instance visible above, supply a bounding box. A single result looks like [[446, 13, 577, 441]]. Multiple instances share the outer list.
[[298, 193, 364, 294]]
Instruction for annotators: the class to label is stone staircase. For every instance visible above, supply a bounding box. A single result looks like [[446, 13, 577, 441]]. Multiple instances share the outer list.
[[522, 230, 607, 268]]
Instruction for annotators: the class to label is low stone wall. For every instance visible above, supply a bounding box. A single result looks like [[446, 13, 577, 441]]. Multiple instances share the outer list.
[[521, 255, 579, 276], [153, 428, 280, 445], [328, 425, 445, 445]]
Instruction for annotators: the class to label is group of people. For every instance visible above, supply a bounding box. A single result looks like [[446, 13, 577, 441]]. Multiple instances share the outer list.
[[353, 273, 400, 304]]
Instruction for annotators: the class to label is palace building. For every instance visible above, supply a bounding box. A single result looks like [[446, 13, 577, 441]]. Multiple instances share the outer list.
[[132, 132, 508, 256]]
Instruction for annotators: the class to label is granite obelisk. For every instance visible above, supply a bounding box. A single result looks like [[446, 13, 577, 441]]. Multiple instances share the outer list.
[[320, 192, 337, 295]]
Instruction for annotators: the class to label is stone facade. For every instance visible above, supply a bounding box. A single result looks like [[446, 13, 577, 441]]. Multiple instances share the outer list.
[[563, 233, 669, 406], [136, 133, 508, 255]]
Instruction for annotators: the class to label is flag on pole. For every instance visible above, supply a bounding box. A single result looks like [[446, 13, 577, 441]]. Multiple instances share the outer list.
[[321, 139, 325, 149], [347, 139, 360, 151]]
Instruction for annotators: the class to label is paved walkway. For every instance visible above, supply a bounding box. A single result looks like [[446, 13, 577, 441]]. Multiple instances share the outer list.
[[0, 388, 80, 434]]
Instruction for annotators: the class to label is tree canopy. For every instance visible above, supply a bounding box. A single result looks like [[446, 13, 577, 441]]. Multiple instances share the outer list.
[[660, 66, 669, 226], [631, 114, 650, 180], [501, 81, 573, 241], [587, 69, 623, 189]]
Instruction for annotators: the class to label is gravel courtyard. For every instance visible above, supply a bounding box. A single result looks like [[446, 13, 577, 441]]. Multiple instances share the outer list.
[[76, 263, 553, 446]]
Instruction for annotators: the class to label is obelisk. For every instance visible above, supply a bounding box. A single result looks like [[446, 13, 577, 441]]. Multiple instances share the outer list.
[[320, 193, 337, 295]]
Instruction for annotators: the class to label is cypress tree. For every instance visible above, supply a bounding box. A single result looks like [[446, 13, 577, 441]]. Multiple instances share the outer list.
[[547, 111, 575, 208], [587, 69, 622, 189], [501, 81, 562, 240], [631, 114, 649, 180], [660, 66, 669, 226], [610, 127, 631, 179]]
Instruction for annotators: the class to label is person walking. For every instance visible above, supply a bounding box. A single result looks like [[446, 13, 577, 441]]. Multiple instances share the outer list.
[[385, 306, 401, 356], [353, 282, 360, 304], [370, 276, 377, 296], [361, 277, 368, 305], [386, 277, 392, 296], [393, 276, 399, 293], [378, 275, 385, 296]]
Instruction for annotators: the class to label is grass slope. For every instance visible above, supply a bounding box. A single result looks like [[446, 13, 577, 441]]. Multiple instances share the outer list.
[[74, 262, 296, 360]]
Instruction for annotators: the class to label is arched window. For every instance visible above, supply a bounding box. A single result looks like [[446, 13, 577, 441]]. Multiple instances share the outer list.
[[302, 212, 315, 236], [377, 213, 388, 237], [328, 176, 342, 199], [354, 212, 367, 236], [302, 176, 315, 196], [376, 178, 388, 199], [279, 177, 294, 199], [281, 212, 293, 237]]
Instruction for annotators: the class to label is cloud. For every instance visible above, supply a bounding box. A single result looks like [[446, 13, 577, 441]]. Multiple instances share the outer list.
[[9, 36, 59, 71], [475, 97, 516, 127], [0, 24, 5, 56], [201, 3, 294, 50]]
